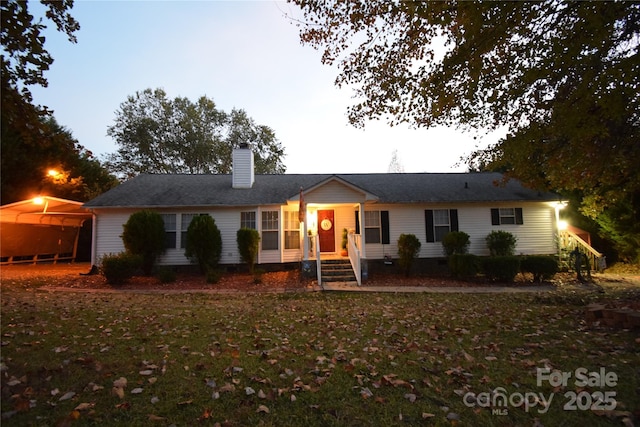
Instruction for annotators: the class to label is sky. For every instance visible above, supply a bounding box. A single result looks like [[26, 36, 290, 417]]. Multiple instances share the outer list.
[[29, 0, 505, 175]]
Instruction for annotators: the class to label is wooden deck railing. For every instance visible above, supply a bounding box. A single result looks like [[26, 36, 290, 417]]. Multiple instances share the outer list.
[[560, 230, 606, 272]]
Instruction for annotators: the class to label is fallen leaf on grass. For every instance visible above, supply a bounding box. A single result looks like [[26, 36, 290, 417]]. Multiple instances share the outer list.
[[74, 402, 94, 411], [112, 387, 125, 399], [198, 408, 212, 421], [113, 377, 127, 388], [256, 405, 270, 414], [59, 391, 76, 401], [148, 414, 166, 422], [404, 393, 417, 403]]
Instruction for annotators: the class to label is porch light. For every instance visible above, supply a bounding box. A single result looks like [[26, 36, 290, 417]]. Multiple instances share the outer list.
[[558, 220, 568, 230], [33, 197, 44, 205]]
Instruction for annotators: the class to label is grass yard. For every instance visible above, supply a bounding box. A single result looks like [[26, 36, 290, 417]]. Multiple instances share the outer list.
[[1, 284, 639, 426]]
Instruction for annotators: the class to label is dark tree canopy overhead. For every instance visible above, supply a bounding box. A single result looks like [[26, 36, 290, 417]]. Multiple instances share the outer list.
[[291, 0, 640, 261], [105, 89, 286, 178], [0, 1, 117, 204]]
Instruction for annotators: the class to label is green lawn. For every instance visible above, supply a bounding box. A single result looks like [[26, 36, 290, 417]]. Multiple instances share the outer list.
[[1, 284, 638, 426]]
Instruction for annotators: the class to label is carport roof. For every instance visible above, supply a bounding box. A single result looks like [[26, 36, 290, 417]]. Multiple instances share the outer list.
[[0, 196, 92, 227]]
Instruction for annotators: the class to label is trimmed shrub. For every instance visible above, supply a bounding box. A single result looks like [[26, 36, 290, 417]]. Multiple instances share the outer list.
[[237, 228, 260, 273], [100, 252, 141, 285], [185, 215, 222, 273], [157, 267, 177, 284], [482, 256, 521, 282], [521, 255, 559, 282], [121, 210, 166, 275], [397, 233, 421, 276], [486, 230, 517, 256], [442, 231, 470, 256], [206, 268, 223, 284], [448, 253, 480, 278]]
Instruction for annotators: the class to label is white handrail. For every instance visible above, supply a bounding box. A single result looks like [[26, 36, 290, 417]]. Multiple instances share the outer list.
[[348, 233, 362, 286], [315, 235, 322, 288]]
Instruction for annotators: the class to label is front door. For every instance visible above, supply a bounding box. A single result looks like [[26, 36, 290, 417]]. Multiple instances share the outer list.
[[317, 210, 335, 253]]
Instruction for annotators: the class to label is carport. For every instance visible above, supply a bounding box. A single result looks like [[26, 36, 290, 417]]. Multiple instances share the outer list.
[[0, 196, 93, 264]]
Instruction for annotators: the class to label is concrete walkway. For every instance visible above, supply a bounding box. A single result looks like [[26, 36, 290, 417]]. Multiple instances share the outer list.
[[320, 283, 556, 293]]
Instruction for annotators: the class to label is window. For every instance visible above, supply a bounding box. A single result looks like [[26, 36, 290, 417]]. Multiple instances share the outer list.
[[241, 211, 256, 229], [364, 211, 381, 244], [425, 209, 459, 242], [491, 208, 524, 225], [261, 211, 279, 250], [161, 214, 177, 249], [433, 209, 451, 241], [356, 210, 389, 244], [284, 211, 300, 249]]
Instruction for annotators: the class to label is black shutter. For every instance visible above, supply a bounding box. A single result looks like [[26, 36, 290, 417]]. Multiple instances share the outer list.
[[449, 209, 459, 232], [355, 211, 360, 234], [515, 208, 524, 225], [425, 210, 435, 242], [381, 211, 390, 244], [491, 208, 500, 225]]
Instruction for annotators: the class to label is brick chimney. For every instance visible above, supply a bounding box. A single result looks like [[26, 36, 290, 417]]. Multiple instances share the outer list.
[[232, 144, 254, 189]]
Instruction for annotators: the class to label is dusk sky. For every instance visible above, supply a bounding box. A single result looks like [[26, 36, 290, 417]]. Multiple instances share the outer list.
[[30, 0, 505, 174]]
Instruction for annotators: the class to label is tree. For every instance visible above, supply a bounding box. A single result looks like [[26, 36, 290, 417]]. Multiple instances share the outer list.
[[185, 215, 222, 274], [290, 0, 640, 262], [237, 228, 260, 274], [387, 149, 405, 173], [105, 88, 286, 178], [0, 2, 114, 205], [1, 0, 80, 164], [121, 210, 166, 275], [1, 116, 118, 203]]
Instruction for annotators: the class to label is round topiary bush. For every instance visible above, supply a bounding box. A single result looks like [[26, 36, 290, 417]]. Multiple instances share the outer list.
[[185, 215, 222, 273], [442, 231, 471, 256], [237, 228, 260, 273], [121, 210, 166, 275], [397, 233, 421, 276], [485, 230, 517, 256], [100, 252, 141, 285]]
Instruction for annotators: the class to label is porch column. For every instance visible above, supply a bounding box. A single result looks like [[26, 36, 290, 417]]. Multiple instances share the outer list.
[[359, 203, 366, 259], [302, 215, 308, 261]]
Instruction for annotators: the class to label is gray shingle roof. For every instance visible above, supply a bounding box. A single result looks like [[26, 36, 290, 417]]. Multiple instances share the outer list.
[[83, 173, 559, 208]]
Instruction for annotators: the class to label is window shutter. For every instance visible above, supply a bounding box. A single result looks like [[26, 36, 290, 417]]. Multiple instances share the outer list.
[[449, 209, 459, 232], [491, 208, 500, 225], [355, 211, 360, 234], [515, 208, 524, 224], [381, 211, 390, 244], [425, 210, 435, 242]]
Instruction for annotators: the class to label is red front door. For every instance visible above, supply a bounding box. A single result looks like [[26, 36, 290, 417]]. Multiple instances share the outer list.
[[317, 210, 335, 253]]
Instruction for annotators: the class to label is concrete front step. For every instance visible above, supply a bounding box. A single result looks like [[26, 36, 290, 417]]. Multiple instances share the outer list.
[[321, 259, 356, 283]]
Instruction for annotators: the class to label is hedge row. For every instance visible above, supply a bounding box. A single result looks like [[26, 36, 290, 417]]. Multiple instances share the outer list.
[[449, 254, 558, 282]]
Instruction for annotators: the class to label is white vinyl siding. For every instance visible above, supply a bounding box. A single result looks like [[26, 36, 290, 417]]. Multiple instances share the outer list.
[[92, 201, 557, 266]]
